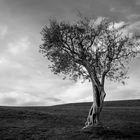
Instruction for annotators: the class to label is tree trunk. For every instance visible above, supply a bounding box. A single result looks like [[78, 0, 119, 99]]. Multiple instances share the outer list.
[[83, 80, 106, 129]]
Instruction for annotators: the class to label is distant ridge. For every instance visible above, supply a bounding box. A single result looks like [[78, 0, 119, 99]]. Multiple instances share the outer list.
[[0, 99, 140, 107], [52, 99, 140, 107]]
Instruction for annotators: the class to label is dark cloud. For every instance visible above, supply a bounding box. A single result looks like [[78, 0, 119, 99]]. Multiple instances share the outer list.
[[1, 0, 140, 39], [1, 0, 139, 24], [18, 97, 61, 106], [2, 97, 18, 105], [47, 97, 61, 102], [20, 101, 46, 106]]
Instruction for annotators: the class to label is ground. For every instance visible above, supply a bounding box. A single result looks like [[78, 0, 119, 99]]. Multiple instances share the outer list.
[[0, 100, 140, 140]]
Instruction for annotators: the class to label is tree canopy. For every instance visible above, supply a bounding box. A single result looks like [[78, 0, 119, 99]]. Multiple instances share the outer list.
[[40, 17, 139, 86]]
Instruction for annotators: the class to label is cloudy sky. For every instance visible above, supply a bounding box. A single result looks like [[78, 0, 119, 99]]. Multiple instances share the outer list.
[[0, 0, 140, 106]]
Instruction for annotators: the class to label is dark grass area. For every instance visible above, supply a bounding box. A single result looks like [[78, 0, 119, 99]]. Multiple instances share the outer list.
[[0, 100, 140, 140]]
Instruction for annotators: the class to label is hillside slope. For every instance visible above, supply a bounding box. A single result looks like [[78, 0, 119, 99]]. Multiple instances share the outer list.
[[0, 100, 140, 140]]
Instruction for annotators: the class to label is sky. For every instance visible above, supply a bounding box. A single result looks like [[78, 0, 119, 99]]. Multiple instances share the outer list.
[[0, 0, 140, 106]]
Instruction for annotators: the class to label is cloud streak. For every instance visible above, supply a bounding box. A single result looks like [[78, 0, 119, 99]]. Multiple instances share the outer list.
[[0, 25, 8, 39]]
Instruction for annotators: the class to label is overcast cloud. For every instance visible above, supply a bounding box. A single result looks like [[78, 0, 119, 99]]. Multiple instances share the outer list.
[[0, 0, 140, 106]]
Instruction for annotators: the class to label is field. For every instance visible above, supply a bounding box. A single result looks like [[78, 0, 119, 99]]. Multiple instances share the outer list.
[[0, 100, 140, 140]]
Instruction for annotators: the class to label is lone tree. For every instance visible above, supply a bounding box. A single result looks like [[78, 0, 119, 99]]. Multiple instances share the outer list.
[[39, 16, 139, 128]]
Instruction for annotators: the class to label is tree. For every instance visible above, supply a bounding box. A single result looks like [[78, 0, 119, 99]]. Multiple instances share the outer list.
[[39, 16, 139, 129]]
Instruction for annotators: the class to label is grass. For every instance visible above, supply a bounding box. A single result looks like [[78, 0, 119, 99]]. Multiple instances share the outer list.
[[0, 100, 140, 140]]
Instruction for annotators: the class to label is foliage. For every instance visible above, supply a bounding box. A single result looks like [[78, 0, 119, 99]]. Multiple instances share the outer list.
[[40, 16, 139, 85]]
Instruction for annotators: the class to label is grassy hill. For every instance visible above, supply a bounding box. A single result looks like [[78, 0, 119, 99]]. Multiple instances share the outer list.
[[0, 100, 140, 140]]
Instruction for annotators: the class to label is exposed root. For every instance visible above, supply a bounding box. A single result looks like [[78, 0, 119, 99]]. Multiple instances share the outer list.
[[82, 84, 106, 130], [83, 102, 104, 129]]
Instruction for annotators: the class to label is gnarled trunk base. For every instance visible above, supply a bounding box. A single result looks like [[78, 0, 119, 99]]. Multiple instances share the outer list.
[[83, 86, 106, 129]]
